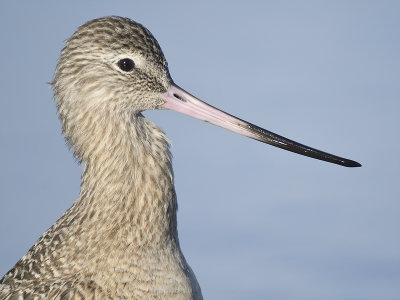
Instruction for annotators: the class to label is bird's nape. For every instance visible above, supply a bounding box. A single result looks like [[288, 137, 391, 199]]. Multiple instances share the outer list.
[[162, 84, 361, 167]]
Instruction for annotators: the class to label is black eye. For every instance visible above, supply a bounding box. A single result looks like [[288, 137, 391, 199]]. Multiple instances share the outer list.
[[117, 58, 135, 72]]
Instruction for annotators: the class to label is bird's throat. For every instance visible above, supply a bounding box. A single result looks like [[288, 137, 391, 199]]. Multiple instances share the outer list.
[[72, 113, 178, 249]]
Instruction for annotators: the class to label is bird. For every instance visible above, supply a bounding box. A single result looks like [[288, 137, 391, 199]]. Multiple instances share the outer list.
[[0, 16, 361, 300]]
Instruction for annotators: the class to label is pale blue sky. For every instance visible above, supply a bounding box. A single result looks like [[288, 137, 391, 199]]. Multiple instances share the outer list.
[[0, 1, 399, 299]]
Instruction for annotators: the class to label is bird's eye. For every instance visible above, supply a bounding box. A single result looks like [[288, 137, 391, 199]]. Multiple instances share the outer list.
[[117, 58, 135, 72]]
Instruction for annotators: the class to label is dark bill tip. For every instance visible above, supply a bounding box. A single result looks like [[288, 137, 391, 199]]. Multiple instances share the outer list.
[[246, 123, 362, 168], [343, 160, 362, 168]]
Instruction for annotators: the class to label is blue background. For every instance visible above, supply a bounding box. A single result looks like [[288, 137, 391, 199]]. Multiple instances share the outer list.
[[0, 1, 399, 299]]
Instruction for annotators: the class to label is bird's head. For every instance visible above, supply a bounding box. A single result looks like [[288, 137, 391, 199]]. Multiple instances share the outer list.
[[52, 16, 360, 167], [53, 16, 171, 115]]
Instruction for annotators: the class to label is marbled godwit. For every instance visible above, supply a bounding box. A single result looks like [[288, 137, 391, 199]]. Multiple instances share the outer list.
[[0, 16, 361, 299]]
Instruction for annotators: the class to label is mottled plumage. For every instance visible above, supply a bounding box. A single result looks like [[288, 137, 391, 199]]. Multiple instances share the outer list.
[[0, 17, 201, 300]]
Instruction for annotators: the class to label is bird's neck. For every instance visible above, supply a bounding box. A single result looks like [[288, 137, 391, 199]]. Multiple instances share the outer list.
[[13, 111, 201, 298], [68, 112, 179, 249]]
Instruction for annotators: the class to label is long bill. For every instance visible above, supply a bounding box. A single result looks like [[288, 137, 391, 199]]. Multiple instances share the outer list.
[[162, 83, 361, 167]]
